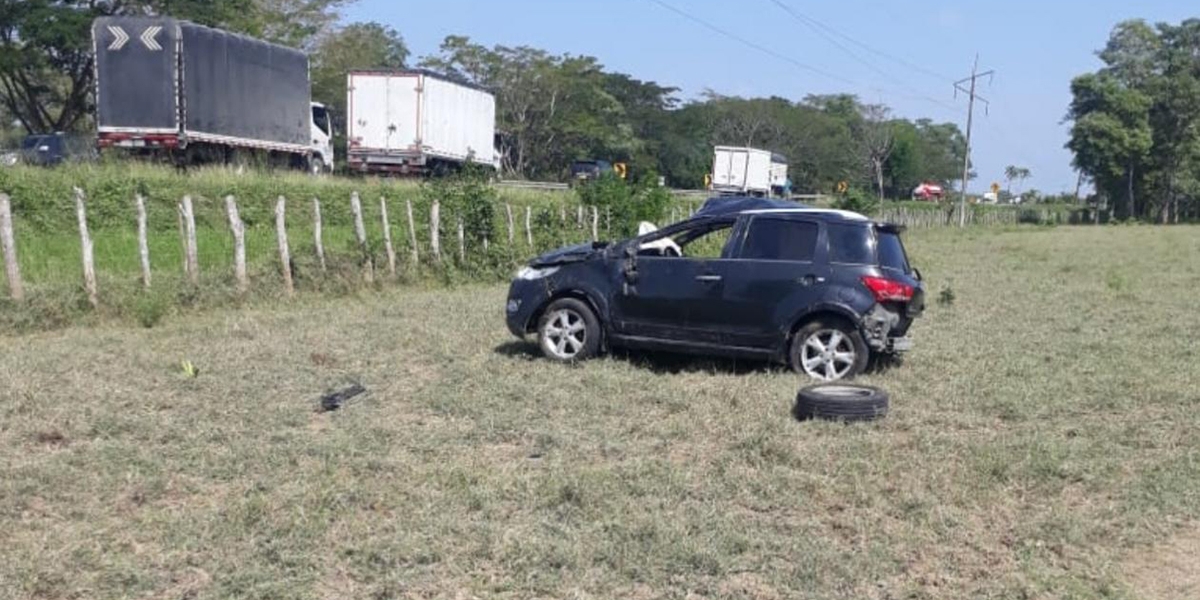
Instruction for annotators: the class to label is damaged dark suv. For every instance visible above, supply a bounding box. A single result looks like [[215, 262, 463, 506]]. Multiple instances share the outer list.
[[505, 197, 925, 381]]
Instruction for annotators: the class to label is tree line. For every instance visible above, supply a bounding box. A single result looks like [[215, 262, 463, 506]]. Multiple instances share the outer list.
[[4, 0, 969, 196], [1067, 19, 1200, 222]]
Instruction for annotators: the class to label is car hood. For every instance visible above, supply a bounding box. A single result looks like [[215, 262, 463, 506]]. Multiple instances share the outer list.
[[529, 241, 609, 267]]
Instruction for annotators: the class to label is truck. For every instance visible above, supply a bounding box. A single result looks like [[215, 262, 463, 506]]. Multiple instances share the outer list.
[[911, 181, 946, 201], [711, 146, 789, 197], [91, 16, 333, 172], [346, 70, 497, 175]]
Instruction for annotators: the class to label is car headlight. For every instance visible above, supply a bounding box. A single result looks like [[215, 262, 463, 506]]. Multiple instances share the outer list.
[[516, 265, 559, 281]]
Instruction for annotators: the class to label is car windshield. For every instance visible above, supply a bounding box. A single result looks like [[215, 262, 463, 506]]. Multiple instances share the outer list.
[[877, 230, 911, 273], [21, 136, 47, 150]]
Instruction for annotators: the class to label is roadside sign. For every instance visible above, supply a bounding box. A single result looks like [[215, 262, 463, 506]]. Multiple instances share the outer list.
[[991, 182, 1001, 194], [614, 162, 628, 179], [704, 173, 712, 188], [836, 181, 849, 194]]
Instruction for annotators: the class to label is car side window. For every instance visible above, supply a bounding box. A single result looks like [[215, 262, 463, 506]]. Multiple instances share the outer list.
[[638, 221, 735, 259], [827, 223, 875, 265], [739, 218, 818, 262]]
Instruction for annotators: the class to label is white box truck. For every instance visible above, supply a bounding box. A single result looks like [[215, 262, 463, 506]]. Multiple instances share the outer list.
[[711, 146, 789, 197], [347, 70, 497, 175]]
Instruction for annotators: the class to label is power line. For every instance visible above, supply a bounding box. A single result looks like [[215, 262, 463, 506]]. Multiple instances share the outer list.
[[765, 0, 964, 116], [646, 0, 857, 87], [649, 0, 965, 121], [765, 0, 955, 83]]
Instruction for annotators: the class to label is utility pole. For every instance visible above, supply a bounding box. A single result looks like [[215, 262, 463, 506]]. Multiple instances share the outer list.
[[954, 55, 993, 227]]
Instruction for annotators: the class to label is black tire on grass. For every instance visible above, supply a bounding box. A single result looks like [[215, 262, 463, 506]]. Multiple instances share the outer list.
[[794, 384, 889, 422]]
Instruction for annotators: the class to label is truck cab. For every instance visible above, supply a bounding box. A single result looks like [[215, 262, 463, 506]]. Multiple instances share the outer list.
[[310, 102, 334, 173]]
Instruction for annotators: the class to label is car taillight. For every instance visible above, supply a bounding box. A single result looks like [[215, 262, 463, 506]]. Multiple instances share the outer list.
[[861, 276, 914, 302]]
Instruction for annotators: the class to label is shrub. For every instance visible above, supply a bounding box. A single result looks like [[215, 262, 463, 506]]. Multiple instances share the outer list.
[[576, 172, 670, 238]]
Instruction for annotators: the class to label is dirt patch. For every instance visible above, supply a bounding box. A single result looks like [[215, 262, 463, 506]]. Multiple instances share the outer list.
[[1123, 525, 1200, 600]]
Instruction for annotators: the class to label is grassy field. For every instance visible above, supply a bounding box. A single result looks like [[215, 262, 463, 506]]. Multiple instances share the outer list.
[[2, 225, 1199, 599]]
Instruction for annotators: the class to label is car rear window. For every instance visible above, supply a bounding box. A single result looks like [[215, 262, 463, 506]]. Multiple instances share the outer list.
[[740, 218, 818, 262], [827, 223, 875, 264], [877, 230, 911, 273]]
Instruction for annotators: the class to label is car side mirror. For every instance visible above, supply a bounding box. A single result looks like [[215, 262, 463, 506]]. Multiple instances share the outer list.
[[913, 267, 923, 281]]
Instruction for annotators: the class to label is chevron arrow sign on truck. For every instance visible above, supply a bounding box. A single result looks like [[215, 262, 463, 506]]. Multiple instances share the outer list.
[[140, 26, 162, 51], [107, 26, 129, 50]]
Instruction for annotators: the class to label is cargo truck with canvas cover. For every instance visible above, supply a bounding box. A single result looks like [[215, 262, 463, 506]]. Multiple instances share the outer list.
[[347, 70, 498, 174], [92, 16, 333, 172]]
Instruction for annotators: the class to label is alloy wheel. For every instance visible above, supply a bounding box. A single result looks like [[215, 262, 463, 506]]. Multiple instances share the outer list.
[[800, 328, 858, 381], [541, 308, 588, 360]]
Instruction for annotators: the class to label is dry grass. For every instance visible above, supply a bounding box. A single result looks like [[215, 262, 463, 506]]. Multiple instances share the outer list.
[[2, 225, 1199, 599]]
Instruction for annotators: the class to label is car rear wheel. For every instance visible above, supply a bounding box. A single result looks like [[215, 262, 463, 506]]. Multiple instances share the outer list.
[[790, 319, 869, 381], [537, 298, 600, 363]]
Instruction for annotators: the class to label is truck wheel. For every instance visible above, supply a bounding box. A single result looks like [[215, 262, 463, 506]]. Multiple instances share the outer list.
[[309, 156, 325, 175]]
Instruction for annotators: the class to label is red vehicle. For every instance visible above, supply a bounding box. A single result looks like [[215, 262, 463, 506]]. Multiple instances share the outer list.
[[911, 181, 945, 201]]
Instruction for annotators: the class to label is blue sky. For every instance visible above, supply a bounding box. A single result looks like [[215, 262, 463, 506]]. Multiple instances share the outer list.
[[344, 0, 1195, 193]]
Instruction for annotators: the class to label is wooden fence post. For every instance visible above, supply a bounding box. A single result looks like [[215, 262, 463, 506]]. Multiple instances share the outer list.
[[275, 196, 294, 297], [457, 217, 465, 262], [312, 198, 326, 272], [405, 198, 419, 264], [225, 195, 248, 293], [0, 192, 25, 301], [430, 198, 441, 261], [525, 205, 533, 247], [73, 187, 98, 308], [380, 197, 396, 278], [135, 194, 151, 289], [180, 195, 199, 285], [505, 202, 515, 244], [350, 191, 373, 282], [591, 206, 599, 240]]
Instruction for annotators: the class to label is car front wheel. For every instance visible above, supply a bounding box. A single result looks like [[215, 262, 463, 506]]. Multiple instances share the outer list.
[[537, 298, 601, 363], [790, 319, 869, 381]]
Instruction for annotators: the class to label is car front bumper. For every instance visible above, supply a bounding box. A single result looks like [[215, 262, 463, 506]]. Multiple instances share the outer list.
[[505, 278, 549, 338]]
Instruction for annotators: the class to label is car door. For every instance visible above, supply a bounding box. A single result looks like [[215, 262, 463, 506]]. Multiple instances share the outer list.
[[704, 216, 828, 349], [609, 219, 735, 342]]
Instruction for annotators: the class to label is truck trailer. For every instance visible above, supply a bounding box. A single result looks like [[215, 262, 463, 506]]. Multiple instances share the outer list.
[[711, 146, 789, 197], [92, 16, 332, 172], [346, 70, 497, 175]]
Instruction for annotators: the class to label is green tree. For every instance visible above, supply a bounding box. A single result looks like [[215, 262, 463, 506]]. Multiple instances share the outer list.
[[1067, 18, 1200, 222]]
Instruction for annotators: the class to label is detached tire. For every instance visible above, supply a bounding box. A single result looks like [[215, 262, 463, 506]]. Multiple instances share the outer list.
[[794, 384, 889, 422]]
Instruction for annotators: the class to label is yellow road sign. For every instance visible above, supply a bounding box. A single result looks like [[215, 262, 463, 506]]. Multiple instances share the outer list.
[[704, 173, 712, 188], [836, 181, 849, 194], [614, 162, 628, 179]]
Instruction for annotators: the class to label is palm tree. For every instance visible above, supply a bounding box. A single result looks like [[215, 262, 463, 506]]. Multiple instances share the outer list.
[[1004, 165, 1033, 196], [1004, 165, 1020, 194]]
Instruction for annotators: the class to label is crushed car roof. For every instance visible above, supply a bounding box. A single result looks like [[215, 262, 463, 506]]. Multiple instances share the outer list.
[[693, 197, 869, 222], [694, 197, 807, 217]]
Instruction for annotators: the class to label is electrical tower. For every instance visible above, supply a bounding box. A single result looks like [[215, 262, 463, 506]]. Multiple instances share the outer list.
[[954, 55, 993, 227]]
